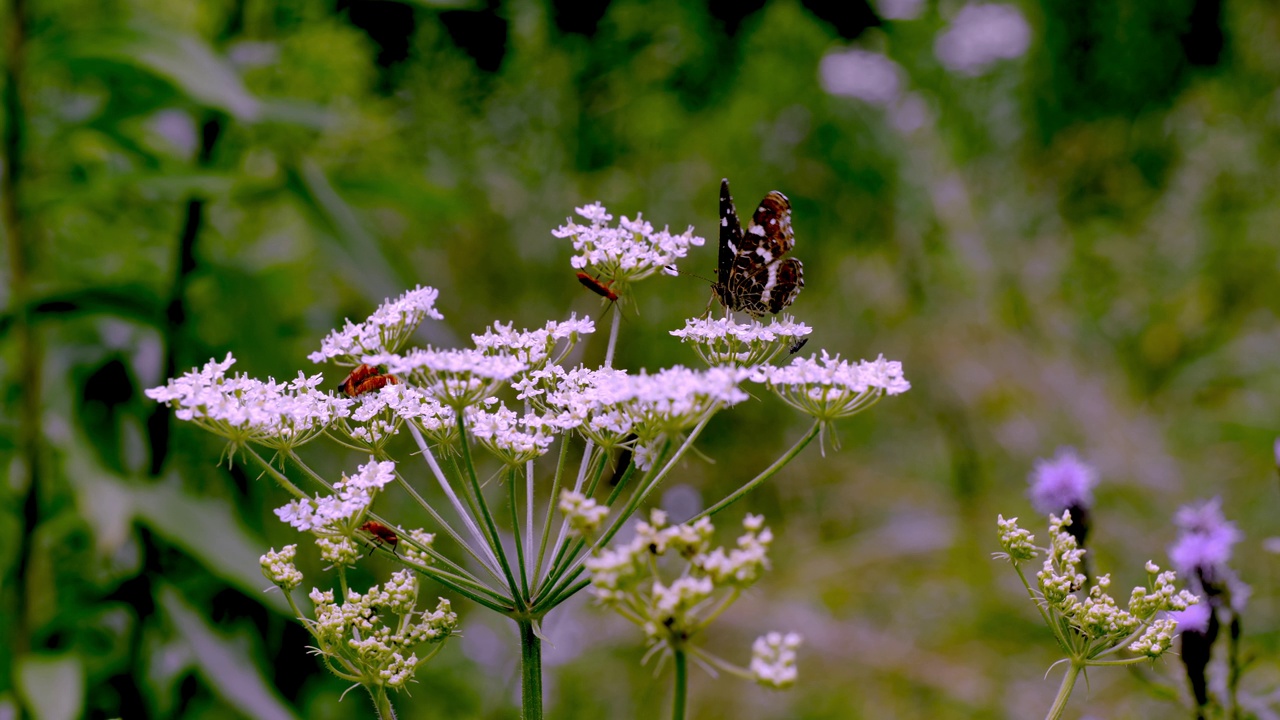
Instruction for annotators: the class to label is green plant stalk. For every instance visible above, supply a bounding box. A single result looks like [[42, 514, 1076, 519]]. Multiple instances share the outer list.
[[508, 467, 530, 599], [695, 419, 821, 520], [672, 648, 688, 720], [405, 423, 503, 571], [1044, 661, 1081, 720], [519, 619, 543, 720], [369, 686, 398, 720], [532, 436, 572, 594], [455, 414, 521, 598], [245, 447, 512, 612], [281, 448, 503, 591]]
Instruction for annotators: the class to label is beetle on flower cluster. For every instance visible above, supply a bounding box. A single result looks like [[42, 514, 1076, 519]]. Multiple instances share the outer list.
[[147, 189, 909, 720]]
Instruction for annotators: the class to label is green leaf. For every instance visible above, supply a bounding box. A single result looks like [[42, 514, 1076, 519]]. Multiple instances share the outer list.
[[159, 586, 301, 720], [16, 654, 84, 720], [68, 24, 261, 121], [132, 474, 291, 614]]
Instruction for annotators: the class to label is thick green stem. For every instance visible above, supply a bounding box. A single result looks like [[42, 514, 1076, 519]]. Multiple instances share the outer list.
[[1044, 662, 1081, 720], [519, 619, 544, 720], [695, 419, 820, 520], [369, 686, 398, 720], [672, 648, 688, 720]]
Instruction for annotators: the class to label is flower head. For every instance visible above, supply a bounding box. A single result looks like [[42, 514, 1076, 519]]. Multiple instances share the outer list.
[[145, 354, 351, 451], [753, 351, 909, 447], [750, 632, 802, 689], [1169, 498, 1249, 610], [554, 202, 705, 285], [670, 315, 812, 367], [309, 285, 443, 365], [260, 545, 303, 590], [471, 316, 595, 372], [366, 347, 525, 410], [1027, 447, 1098, 516]]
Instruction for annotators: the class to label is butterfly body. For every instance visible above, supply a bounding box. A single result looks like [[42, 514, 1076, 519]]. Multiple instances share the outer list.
[[713, 179, 804, 316]]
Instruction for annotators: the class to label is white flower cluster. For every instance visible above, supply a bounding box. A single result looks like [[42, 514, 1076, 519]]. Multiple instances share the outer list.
[[670, 315, 812, 367], [1001, 512, 1198, 662], [471, 316, 595, 371], [274, 457, 397, 533], [559, 490, 609, 536], [144, 353, 351, 450], [467, 404, 560, 465], [401, 529, 438, 569], [366, 348, 526, 410], [994, 514, 1038, 562], [553, 202, 706, 285], [750, 632, 802, 689], [308, 285, 443, 365], [260, 545, 303, 590], [753, 351, 910, 424], [586, 511, 773, 643], [307, 572, 457, 690], [518, 364, 752, 464]]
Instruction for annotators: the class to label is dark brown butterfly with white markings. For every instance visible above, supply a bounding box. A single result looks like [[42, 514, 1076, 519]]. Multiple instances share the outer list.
[[712, 178, 804, 316]]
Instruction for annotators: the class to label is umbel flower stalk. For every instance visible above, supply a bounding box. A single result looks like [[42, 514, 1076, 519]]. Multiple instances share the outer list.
[[148, 199, 909, 719], [995, 513, 1199, 720]]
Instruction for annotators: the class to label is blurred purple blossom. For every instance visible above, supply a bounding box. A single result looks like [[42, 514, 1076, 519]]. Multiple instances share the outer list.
[[1168, 497, 1242, 582], [1167, 601, 1212, 634], [1027, 447, 1097, 516]]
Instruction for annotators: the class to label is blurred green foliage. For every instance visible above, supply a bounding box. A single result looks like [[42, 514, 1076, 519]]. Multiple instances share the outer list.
[[2, 0, 1279, 717]]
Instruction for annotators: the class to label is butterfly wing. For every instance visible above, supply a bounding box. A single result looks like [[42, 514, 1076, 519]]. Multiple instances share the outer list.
[[716, 179, 744, 307], [724, 190, 803, 315]]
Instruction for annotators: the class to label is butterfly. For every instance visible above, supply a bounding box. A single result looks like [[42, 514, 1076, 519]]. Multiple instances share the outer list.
[[712, 178, 804, 316]]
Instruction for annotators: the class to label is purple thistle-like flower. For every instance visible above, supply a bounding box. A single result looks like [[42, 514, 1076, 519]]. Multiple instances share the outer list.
[[1168, 497, 1242, 582], [1027, 447, 1098, 516]]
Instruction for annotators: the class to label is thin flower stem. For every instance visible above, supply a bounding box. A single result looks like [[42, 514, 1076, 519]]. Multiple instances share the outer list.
[[694, 419, 820, 520], [694, 588, 740, 632], [406, 423, 503, 571], [518, 619, 544, 720], [508, 468, 530, 600], [540, 577, 590, 614], [455, 414, 521, 600], [359, 508, 510, 604], [1044, 661, 1081, 720], [540, 439, 596, 588], [525, 456, 534, 587], [672, 648, 688, 720], [540, 450, 612, 586], [604, 307, 622, 369], [243, 446, 309, 500], [537, 419, 711, 610], [386, 470, 506, 586], [533, 437, 572, 595]]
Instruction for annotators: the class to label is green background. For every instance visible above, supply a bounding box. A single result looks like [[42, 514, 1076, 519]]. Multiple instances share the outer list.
[[2, 0, 1278, 717]]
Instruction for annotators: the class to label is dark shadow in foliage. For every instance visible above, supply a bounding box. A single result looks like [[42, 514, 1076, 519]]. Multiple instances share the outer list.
[[338, 0, 418, 94], [1034, 0, 1225, 145], [440, 1, 509, 73], [800, 0, 880, 40], [551, 0, 611, 36]]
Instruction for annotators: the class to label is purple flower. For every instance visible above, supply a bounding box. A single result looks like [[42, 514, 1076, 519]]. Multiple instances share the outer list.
[[1027, 447, 1098, 516], [1168, 497, 1242, 581], [1168, 601, 1212, 634]]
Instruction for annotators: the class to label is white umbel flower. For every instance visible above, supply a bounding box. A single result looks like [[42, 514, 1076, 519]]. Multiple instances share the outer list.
[[554, 202, 706, 285], [750, 632, 802, 689], [309, 285, 444, 365], [670, 315, 812, 367]]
